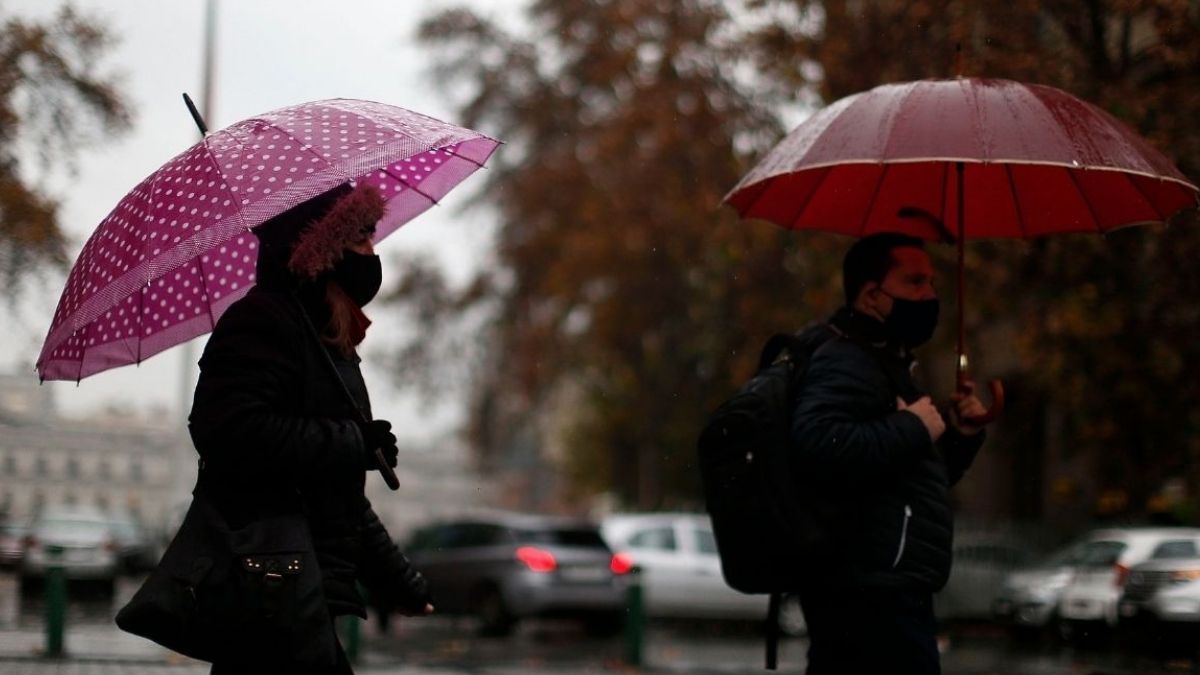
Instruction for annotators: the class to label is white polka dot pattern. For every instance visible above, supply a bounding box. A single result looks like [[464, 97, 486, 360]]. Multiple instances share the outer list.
[[36, 99, 499, 382]]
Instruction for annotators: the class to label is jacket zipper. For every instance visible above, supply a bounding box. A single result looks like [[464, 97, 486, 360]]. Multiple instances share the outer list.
[[892, 504, 913, 569]]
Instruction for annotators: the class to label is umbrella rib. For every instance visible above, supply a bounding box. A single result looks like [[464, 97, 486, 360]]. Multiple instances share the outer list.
[[1122, 171, 1167, 222], [1064, 167, 1105, 234], [856, 163, 890, 237], [784, 167, 833, 230], [1002, 164, 1031, 239], [439, 147, 490, 170], [938, 162, 950, 229], [378, 163, 440, 206]]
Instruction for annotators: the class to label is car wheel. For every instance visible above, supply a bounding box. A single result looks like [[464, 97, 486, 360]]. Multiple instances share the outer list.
[[475, 586, 515, 637], [777, 594, 808, 637]]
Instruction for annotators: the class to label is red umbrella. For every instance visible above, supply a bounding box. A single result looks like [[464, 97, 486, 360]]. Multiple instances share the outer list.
[[725, 78, 1199, 423]]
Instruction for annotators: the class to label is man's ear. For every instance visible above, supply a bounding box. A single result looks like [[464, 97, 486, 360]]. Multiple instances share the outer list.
[[855, 280, 881, 311]]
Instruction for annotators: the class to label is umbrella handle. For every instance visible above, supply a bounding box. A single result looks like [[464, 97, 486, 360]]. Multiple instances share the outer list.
[[959, 378, 1004, 426], [375, 449, 400, 490]]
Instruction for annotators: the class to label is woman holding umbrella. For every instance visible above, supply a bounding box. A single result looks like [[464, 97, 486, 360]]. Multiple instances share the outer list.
[[188, 182, 433, 673]]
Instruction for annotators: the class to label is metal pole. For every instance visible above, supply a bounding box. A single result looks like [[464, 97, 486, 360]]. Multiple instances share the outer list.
[[176, 0, 218, 505], [623, 568, 644, 667], [44, 545, 65, 658], [340, 615, 361, 664]]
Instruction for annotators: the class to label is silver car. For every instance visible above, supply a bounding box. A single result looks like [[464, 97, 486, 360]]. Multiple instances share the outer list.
[[405, 514, 629, 636], [20, 507, 120, 592], [600, 513, 806, 635], [991, 539, 1090, 633]]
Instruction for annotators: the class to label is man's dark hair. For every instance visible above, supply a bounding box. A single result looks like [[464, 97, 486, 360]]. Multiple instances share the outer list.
[[842, 232, 926, 305]]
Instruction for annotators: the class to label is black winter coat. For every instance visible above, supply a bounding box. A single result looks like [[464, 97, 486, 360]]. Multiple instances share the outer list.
[[188, 284, 426, 619], [791, 307, 984, 594]]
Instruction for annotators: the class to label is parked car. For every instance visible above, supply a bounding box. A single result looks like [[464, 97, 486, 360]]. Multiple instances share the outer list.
[[600, 513, 806, 635], [992, 538, 1092, 634], [20, 507, 121, 593], [1117, 537, 1200, 638], [1056, 527, 1200, 640], [0, 523, 29, 569], [405, 514, 629, 636], [107, 516, 157, 574], [936, 535, 1034, 621]]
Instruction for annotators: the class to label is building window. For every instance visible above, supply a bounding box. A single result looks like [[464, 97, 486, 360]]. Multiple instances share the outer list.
[[2, 454, 14, 475], [98, 461, 111, 480], [66, 457, 80, 479], [130, 460, 144, 483], [34, 457, 47, 477]]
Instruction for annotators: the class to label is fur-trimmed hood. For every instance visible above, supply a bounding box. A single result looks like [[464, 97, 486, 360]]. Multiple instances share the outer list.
[[253, 183, 385, 289]]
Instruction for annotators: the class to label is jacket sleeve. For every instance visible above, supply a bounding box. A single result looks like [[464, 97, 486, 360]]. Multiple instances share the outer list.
[[939, 427, 985, 487], [791, 341, 932, 486], [357, 499, 431, 613], [188, 293, 365, 484]]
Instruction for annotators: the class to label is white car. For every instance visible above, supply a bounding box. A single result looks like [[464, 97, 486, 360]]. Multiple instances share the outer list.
[[1056, 527, 1200, 639], [600, 513, 806, 634]]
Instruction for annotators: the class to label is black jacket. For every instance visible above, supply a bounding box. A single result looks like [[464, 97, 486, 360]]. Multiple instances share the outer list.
[[188, 284, 426, 619], [791, 307, 984, 594]]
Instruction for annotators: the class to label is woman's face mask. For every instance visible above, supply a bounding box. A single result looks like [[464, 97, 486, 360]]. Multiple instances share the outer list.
[[332, 250, 382, 307]]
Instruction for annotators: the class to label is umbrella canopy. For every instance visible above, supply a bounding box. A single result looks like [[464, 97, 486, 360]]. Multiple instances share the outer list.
[[724, 77, 1199, 424], [726, 78, 1197, 240], [37, 99, 499, 382]]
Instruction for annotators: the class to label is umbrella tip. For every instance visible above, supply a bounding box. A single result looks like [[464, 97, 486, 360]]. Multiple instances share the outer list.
[[182, 93, 209, 136]]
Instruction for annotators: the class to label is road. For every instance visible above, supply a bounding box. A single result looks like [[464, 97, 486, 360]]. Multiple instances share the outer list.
[[2, 575, 1199, 674]]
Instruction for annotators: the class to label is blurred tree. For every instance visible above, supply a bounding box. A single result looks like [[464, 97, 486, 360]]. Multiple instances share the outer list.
[[403, 0, 843, 509], [746, 0, 1200, 521], [0, 6, 131, 296]]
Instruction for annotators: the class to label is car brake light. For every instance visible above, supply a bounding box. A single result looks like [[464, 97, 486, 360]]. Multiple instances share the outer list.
[[23, 535, 37, 550], [1115, 563, 1131, 587], [610, 552, 634, 575], [516, 546, 557, 572]]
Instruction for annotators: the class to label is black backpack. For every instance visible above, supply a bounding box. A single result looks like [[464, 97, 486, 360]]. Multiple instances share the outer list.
[[696, 324, 833, 669]]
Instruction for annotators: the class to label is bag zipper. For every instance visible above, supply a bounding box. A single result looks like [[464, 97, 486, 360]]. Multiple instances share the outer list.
[[892, 504, 912, 569]]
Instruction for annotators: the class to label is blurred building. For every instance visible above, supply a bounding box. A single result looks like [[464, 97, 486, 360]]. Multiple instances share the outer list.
[[0, 373, 178, 529]]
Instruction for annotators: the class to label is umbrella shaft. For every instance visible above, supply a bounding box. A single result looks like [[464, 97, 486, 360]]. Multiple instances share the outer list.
[[956, 162, 966, 381]]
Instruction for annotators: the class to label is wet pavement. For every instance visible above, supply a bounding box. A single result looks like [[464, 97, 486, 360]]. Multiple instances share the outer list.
[[2, 574, 1200, 674]]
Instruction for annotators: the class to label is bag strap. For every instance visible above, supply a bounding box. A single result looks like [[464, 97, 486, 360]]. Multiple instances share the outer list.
[[765, 591, 781, 670]]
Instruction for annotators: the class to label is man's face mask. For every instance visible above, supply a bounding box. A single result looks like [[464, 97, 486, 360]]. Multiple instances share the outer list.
[[883, 293, 939, 348], [333, 250, 382, 307]]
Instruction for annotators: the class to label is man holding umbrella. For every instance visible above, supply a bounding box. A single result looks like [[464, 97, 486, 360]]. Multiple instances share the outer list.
[[791, 232, 986, 675]]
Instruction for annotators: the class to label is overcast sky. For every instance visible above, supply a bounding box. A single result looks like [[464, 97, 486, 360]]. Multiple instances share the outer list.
[[3, 0, 520, 441]]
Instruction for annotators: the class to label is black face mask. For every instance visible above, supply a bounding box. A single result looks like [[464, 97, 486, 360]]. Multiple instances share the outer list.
[[882, 293, 939, 348], [332, 250, 382, 307]]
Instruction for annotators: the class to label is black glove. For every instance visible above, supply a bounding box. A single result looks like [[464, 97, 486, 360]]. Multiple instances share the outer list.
[[395, 563, 432, 615], [356, 420, 398, 471]]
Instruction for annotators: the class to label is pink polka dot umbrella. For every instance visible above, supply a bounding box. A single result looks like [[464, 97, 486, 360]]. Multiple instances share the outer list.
[[36, 98, 500, 382]]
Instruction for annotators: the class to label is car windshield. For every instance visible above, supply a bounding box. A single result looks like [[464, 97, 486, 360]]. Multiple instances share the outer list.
[[1076, 540, 1127, 567], [517, 528, 607, 549], [1150, 540, 1199, 560]]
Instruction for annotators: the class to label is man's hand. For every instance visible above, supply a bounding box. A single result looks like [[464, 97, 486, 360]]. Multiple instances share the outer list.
[[948, 380, 987, 436], [897, 395, 945, 442]]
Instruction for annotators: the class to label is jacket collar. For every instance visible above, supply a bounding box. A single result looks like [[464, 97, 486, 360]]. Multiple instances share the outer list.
[[828, 306, 913, 363]]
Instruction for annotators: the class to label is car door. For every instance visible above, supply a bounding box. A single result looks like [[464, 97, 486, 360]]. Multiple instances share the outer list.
[[684, 522, 767, 619], [619, 521, 693, 616]]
